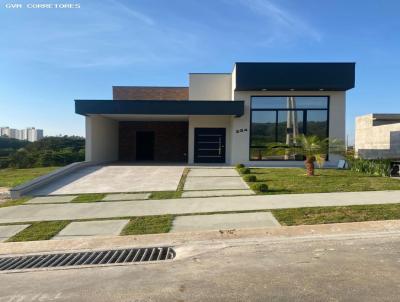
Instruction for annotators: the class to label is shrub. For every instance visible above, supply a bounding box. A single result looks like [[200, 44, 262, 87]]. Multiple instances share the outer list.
[[235, 163, 245, 169], [244, 175, 256, 182], [239, 167, 251, 174], [251, 183, 268, 192], [347, 157, 391, 177]]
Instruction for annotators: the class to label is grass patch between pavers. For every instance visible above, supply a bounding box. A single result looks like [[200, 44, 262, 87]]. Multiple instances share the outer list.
[[272, 203, 400, 226], [120, 215, 174, 235], [7, 221, 70, 242], [243, 168, 400, 195], [0, 167, 59, 188], [0, 197, 31, 208], [72, 193, 106, 203]]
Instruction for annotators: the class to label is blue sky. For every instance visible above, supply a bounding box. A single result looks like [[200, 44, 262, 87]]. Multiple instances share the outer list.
[[1, 0, 399, 143]]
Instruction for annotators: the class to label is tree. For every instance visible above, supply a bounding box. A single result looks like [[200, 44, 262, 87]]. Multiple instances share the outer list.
[[268, 135, 345, 176]]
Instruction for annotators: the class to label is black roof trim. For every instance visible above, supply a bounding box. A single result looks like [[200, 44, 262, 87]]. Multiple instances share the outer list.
[[234, 62, 355, 91], [75, 100, 244, 117]]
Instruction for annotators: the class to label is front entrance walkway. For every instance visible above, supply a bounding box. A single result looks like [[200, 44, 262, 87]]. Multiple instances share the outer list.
[[31, 164, 185, 195], [182, 168, 253, 197], [1, 190, 400, 224]]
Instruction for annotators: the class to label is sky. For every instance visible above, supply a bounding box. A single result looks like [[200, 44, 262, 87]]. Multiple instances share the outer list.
[[0, 0, 399, 143]]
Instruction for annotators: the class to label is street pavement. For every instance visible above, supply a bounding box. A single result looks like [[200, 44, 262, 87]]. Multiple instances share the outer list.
[[1, 228, 400, 301]]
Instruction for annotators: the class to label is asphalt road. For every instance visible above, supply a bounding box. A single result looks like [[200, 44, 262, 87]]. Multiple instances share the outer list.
[[1, 232, 400, 301]]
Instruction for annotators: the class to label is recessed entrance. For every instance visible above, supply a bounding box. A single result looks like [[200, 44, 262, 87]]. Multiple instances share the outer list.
[[136, 131, 155, 160], [194, 128, 226, 163]]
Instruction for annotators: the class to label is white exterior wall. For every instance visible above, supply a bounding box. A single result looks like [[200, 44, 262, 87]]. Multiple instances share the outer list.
[[355, 114, 400, 159], [85, 115, 119, 163], [189, 74, 232, 100], [230, 90, 346, 166], [188, 116, 232, 164]]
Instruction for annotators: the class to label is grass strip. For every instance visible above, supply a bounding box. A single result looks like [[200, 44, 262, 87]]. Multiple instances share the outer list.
[[7, 220, 70, 242], [72, 193, 106, 203], [272, 203, 400, 226], [120, 215, 174, 235], [0, 197, 31, 208]]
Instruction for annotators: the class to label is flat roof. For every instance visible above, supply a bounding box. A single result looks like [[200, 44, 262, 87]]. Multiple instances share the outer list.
[[75, 100, 244, 117], [234, 62, 355, 91]]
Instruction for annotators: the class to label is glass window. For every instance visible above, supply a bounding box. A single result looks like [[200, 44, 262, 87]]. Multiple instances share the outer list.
[[250, 96, 329, 161], [295, 97, 328, 109], [252, 96, 328, 109], [306, 110, 328, 139], [277, 111, 304, 144], [250, 111, 275, 147]]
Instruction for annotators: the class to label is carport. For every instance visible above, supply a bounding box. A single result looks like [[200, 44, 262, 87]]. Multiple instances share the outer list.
[[75, 100, 244, 164]]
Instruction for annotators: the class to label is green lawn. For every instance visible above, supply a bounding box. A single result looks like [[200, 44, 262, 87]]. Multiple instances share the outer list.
[[246, 168, 400, 194], [272, 203, 400, 226], [0, 167, 59, 188], [7, 221, 70, 242]]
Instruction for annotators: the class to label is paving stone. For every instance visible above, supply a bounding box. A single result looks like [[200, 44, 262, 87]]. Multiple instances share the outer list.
[[102, 193, 150, 201], [188, 168, 240, 177], [182, 189, 255, 198], [170, 212, 280, 233], [27, 195, 78, 204], [52, 220, 130, 240], [0, 225, 30, 242], [184, 176, 249, 190]]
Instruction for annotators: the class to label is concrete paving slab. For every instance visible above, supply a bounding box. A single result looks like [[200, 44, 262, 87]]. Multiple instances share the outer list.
[[3, 191, 400, 224], [52, 220, 129, 240], [182, 189, 255, 198], [0, 225, 30, 242], [26, 195, 78, 204], [31, 164, 185, 195], [184, 176, 248, 190], [102, 193, 151, 201], [170, 212, 280, 232], [188, 168, 240, 177]]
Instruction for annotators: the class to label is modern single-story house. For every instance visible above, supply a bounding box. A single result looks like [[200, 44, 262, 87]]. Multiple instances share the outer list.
[[355, 113, 400, 159], [75, 62, 355, 166]]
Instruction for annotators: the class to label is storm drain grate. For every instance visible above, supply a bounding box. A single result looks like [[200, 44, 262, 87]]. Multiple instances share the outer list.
[[0, 247, 175, 271]]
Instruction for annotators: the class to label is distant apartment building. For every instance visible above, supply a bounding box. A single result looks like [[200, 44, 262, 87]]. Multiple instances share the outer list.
[[0, 126, 44, 142]]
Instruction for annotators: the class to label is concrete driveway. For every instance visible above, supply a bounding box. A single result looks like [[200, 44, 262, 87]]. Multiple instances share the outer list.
[[31, 164, 185, 195]]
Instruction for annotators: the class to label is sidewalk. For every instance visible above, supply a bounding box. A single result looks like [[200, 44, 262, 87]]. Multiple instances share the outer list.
[[0, 190, 400, 224]]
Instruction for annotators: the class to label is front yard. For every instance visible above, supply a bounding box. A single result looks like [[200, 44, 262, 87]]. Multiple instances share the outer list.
[[0, 167, 59, 188], [245, 168, 400, 194]]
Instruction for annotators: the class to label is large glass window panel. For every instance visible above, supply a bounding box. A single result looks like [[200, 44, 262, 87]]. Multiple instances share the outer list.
[[250, 111, 276, 146], [252, 97, 288, 109], [277, 111, 304, 144], [252, 96, 328, 109], [295, 97, 328, 109], [306, 110, 328, 139]]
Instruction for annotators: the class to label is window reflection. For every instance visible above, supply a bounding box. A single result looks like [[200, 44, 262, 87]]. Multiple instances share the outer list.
[[250, 96, 328, 161]]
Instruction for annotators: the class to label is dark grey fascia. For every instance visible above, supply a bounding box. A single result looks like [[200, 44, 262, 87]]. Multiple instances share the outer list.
[[75, 100, 244, 117], [235, 62, 355, 91]]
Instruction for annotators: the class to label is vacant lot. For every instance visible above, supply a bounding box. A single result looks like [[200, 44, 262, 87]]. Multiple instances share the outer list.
[[247, 168, 400, 194], [0, 167, 58, 188]]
